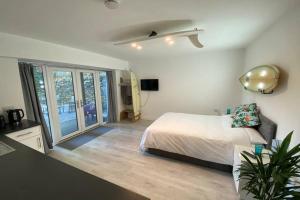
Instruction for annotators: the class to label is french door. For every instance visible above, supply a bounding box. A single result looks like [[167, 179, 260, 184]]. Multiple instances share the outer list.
[[47, 68, 102, 144]]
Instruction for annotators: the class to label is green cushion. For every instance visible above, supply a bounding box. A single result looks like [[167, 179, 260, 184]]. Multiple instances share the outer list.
[[232, 110, 261, 128], [234, 103, 258, 115]]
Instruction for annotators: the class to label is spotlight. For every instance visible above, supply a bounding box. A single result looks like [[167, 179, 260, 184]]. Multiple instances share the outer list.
[[168, 40, 175, 45], [260, 70, 267, 77], [131, 43, 137, 48], [165, 37, 171, 42], [258, 82, 265, 89]]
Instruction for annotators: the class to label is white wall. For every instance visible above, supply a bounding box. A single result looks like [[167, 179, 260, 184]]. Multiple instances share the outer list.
[[241, 5, 300, 146], [0, 32, 128, 70], [0, 32, 129, 121], [130, 49, 245, 120], [0, 57, 26, 118]]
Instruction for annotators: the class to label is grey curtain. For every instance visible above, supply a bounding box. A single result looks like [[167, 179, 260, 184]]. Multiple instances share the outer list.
[[19, 62, 53, 153], [107, 71, 117, 123]]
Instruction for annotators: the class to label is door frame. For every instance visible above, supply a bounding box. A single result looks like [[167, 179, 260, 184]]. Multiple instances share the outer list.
[[75, 69, 103, 132], [46, 67, 83, 144], [45, 67, 105, 145]]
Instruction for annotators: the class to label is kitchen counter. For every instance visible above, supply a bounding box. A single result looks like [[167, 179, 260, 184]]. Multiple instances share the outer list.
[[0, 119, 40, 135], [0, 135, 149, 200]]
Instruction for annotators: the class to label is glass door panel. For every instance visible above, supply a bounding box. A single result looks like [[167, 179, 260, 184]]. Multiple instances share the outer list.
[[80, 72, 98, 127], [52, 71, 79, 137], [99, 71, 109, 122], [46, 68, 103, 143]]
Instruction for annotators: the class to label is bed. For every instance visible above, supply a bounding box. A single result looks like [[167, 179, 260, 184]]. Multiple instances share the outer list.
[[140, 112, 276, 171]]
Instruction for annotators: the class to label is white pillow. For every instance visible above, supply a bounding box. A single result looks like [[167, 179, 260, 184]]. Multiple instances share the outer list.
[[245, 128, 267, 144]]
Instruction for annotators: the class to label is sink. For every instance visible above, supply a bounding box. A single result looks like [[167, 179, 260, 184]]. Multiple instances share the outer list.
[[0, 141, 15, 156]]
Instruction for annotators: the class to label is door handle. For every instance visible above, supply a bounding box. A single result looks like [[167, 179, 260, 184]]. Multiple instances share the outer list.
[[17, 132, 32, 138]]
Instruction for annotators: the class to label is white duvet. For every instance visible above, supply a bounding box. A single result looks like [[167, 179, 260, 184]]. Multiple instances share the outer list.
[[140, 112, 254, 165]]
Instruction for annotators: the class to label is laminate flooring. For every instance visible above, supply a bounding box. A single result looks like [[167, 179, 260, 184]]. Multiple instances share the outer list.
[[49, 120, 239, 200]]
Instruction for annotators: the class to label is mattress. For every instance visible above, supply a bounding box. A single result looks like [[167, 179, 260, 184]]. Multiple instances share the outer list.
[[140, 112, 258, 165]]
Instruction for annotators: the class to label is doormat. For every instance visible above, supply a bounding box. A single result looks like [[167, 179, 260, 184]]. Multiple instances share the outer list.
[[57, 126, 113, 150]]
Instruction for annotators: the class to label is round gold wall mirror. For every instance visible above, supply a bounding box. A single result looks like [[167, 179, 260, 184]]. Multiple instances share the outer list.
[[239, 65, 280, 94]]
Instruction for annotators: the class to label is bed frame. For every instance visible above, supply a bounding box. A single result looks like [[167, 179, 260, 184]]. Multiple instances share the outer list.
[[146, 113, 277, 173], [147, 148, 234, 172], [256, 113, 277, 149]]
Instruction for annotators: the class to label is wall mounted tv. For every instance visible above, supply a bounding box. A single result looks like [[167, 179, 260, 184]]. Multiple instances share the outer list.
[[141, 79, 159, 91]]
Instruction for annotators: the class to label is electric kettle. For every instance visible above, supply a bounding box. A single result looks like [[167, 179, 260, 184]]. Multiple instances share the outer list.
[[7, 109, 24, 125]]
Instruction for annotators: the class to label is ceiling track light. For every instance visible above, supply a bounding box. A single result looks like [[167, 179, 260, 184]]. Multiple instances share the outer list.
[[115, 28, 204, 48]]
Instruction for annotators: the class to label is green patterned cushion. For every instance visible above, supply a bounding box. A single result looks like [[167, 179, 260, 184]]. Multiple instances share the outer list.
[[232, 110, 261, 128], [234, 103, 258, 115]]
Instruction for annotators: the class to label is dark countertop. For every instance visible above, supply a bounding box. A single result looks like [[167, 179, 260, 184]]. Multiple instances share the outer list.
[[0, 119, 40, 135], [0, 135, 149, 200]]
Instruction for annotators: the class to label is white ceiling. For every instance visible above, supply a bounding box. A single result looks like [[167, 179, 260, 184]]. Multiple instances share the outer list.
[[0, 0, 298, 60]]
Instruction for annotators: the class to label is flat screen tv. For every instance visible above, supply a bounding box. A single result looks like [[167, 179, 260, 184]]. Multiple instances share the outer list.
[[141, 79, 159, 91]]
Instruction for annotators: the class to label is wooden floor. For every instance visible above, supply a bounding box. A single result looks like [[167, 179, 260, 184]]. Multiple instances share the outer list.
[[49, 120, 239, 200]]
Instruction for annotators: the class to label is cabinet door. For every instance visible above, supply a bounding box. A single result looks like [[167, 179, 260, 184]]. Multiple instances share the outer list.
[[6, 126, 41, 141], [20, 136, 44, 153]]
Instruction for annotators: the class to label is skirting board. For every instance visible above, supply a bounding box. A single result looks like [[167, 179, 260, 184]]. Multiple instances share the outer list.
[[146, 148, 233, 173]]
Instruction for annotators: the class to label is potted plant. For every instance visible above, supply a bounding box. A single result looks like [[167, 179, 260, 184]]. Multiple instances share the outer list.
[[239, 132, 300, 199]]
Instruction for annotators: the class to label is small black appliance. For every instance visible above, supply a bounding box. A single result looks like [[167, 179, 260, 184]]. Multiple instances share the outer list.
[[7, 109, 24, 125], [0, 115, 6, 129]]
